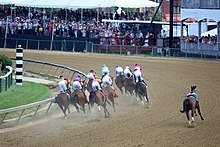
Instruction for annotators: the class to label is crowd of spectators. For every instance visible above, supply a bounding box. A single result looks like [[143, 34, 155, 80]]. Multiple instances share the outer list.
[[181, 34, 218, 46], [0, 6, 156, 47]]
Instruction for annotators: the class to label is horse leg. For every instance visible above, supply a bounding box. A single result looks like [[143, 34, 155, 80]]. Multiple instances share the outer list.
[[58, 103, 67, 119], [191, 110, 195, 123], [186, 111, 191, 126], [73, 103, 80, 113], [145, 90, 149, 103], [196, 103, 204, 121]]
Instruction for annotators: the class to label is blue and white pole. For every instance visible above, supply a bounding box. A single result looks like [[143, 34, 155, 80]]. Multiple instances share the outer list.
[[16, 45, 23, 85]]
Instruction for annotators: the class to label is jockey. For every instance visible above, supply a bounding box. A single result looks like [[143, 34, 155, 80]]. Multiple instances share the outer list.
[[72, 75, 82, 91], [187, 86, 199, 103], [133, 64, 147, 86], [180, 86, 199, 113], [72, 75, 86, 97], [87, 69, 96, 80], [58, 75, 70, 93], [115, 65, 124, 76], [92, 75, 106, 96], [102, 64, 110, 77], [102, 73, 114, 89], [133, 64, 142, 73], [123, 66, 133, 79]]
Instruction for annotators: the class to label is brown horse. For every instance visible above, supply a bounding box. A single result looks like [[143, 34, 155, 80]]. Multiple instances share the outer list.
[[124, 77, 136, 95], [180, 96, 204, 126], [115, 74, 125, 94], [135, 82, 149, 105], [89, 90, 110, 118], [103, 86, 118, 112], [70, 81, 89, 114], [54, 92, 70, 119]]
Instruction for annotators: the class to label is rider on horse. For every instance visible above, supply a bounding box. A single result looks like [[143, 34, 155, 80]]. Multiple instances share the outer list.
[[92, 75, 106, 97], [102, 72, 114, 90], [101, 64, 110, 79], [72, 75, 86, 97], [180, 86, 199, 113], [58, 75, 70, 93], [87, 69, 96, 80], [133, 64, 147, 86], [133, 64, 142, 73], [115, 65, 124, 77], [123, 66, 133, 79]]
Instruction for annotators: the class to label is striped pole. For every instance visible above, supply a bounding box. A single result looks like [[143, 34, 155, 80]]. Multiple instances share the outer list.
[[16, 45, 23, 85]]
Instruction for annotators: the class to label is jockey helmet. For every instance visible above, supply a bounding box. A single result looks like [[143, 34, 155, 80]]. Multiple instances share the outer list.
[[126, 66, 130, 69], [135, 64, 138, 66], [90, 69, 94, 73], [116, 65, 119, 68], [64, 78, 70, 85], [102, 64, 106, 67]]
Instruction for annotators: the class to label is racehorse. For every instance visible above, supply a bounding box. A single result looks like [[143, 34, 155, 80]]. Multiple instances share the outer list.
[[103, 86, 118, 112], [70, 80, 89, 114], [54, 90, 71, 119], [124, 77, 136, 95], [89, 89, 110, 118], [135, 81, 149, 105], [87, 79, 93, 93], [115, 74, 125, 94], [180, 96, 204, 126]]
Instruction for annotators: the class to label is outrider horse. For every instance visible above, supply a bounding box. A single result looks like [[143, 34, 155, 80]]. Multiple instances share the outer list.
[[135, 81, 149, 105], [115, 73, 125, 94], [103, 86, 118, 112], [180, 96, 204, 126], [89, 88, 110, 118]]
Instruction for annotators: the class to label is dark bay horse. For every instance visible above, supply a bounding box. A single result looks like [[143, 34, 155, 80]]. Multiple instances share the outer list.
[[87, 79, 93, 93], [54, 92, 70, 119], [124, 77, 136, 95], [115, 74, 125, 94], [103, 86, 118, 112], [89, 90, 110, 118], [180, 96, 204, 126], [135, 82, 149, 105], [70, 81, 89, 114]]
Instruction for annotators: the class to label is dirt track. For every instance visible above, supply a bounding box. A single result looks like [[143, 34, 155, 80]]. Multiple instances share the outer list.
[[1, 49, 220, 147]]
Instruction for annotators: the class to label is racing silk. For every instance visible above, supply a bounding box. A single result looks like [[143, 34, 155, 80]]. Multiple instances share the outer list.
[[102, 75, 112, 87], [115, 66, 123, 76], [59, 80, 67, 92], [133, 70, 143, 83], [102, 66, 110, 76], [123, 68, 133, 79], [87, 72, 95, 80], [187, 92, 199, 102], [74, 76, 81, 82], [133, 65, 142, 72]]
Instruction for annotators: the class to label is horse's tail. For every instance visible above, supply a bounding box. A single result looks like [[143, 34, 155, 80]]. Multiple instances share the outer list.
[[180, 98, 189, 113]]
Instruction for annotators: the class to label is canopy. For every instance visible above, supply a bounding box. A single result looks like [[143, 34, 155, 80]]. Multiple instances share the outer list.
[[181, 9, 220, 22], [0, 0, 24, 5], [113, 0, 159, 8], [201, 28, 217, 36], [13, 0, 159, 9]]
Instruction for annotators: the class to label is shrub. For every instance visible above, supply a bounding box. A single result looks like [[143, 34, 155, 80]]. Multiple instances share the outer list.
[[0, 54, 12, 71]]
